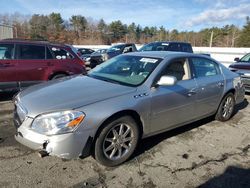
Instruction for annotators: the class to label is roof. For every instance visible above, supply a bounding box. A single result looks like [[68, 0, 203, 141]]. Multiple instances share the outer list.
[[148, 41, 191, 44], [0, 38, 67, 47], [127, 51, 212, 60]]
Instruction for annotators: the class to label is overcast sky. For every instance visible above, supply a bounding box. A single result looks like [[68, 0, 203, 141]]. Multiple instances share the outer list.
[[1, 0, 250, 31]]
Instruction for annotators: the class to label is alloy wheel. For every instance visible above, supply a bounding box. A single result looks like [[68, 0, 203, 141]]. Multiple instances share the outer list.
[[103, 123, 134, 160]]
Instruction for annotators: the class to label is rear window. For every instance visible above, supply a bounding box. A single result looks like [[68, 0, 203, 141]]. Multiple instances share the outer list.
[[181, 44, 193, 53], [50, 47, 73, 59], [191, 57, 220, 77], [139, 42, 169, 51], [140, 42, 182, 52], [168, 43, 181, 51], [0, 43, 14, 59], [17, 44, 45, 59]]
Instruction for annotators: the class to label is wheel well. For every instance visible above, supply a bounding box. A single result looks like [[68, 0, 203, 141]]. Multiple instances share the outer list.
[[216, 89, 236, 112], [91, 110, 144, 154], [224, 89, 235, 97], [49, 72, 68, 80]]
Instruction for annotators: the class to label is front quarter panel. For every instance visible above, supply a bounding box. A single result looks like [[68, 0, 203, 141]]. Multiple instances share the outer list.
[[75, 87, 151, 138]]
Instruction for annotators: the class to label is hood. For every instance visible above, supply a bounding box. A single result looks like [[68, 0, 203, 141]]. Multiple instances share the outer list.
[[229, 62, 250, 70], [90, 53, 102, 58], [17, 75, 136, 118]]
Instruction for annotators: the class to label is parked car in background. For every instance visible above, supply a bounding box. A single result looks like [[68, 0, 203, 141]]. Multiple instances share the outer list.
[[139, 41, 193, 53], [229, 53, 250, 92], [0, 39, 86, 92], [89, 43, 137, 68], [92, 48, 108, 55], [14, 51, 244, 166], [77, 48, 95, 61], [85, 48, 108, 66]]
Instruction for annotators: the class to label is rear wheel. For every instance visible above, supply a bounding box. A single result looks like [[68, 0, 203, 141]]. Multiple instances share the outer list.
[[94, 116, 139, 166], [215, 93, 235, 121], [51, 74, 67, 80]]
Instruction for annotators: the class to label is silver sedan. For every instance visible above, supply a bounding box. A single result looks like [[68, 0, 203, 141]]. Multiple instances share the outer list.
[[14, 52, 245, 166]]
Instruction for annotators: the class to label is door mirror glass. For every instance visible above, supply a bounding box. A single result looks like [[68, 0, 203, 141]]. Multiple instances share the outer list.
[[157, 76, 177, 86], [234, 57, 240, 62]]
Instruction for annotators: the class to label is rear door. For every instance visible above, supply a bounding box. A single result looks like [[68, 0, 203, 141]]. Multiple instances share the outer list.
[[189, 57, 224, 117], [15, 44, 47, 86], [48, 46, 75, 72], [0, 43, 18, 90]]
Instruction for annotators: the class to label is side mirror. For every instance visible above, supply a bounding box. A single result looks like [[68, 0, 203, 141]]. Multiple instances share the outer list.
[[123, 49, 129, 53], [157, 76, 177, 86], [234, 57, 240, 62]]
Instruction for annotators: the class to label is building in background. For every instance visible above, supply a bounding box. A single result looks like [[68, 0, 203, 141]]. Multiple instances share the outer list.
[[0, 24, 14, 39]]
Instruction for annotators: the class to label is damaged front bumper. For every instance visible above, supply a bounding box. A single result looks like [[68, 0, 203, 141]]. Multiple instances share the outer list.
[[14, 117, 93, 159]]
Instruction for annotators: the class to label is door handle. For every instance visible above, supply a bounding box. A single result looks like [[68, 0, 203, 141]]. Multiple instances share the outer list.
[[187, 88, 197, 97], [0, 63, 12, 67], [217, 82, 224, 87]]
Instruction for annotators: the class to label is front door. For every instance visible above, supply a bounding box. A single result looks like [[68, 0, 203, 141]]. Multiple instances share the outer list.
[[150, 58, 198, 133], [0, 43, 18, 90]]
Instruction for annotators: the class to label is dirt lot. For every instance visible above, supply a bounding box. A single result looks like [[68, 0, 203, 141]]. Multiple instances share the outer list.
[[0, 92, 250, 188]]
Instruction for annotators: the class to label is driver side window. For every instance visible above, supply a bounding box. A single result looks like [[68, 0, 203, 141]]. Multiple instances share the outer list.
[[162, 58, 191, 81]]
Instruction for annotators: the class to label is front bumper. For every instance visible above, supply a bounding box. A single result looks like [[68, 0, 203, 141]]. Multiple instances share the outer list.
[[241, 76, 250, 92], [234, 81, 245, 105], [14, 117, 93, 159]]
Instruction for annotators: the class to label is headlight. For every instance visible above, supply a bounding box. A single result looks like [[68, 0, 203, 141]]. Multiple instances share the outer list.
[[233, 77, 242, 88], [101, 54, 108, 61], [31, 111, 85, 135]]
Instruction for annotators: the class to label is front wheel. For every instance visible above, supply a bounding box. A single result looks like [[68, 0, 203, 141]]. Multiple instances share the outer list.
[[94, 116, 139, 166], [215, 93, 235, 121]]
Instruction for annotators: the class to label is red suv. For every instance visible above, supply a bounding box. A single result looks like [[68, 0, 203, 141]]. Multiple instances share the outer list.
[[0, 39, 86, 92]]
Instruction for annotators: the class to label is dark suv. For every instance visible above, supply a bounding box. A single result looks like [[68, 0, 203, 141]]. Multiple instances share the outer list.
[[139, 41, 193, 53], [0, 39, 86, 91]]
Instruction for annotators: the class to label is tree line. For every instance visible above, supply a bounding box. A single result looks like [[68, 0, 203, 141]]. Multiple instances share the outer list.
[[1, 12, 250, 47]]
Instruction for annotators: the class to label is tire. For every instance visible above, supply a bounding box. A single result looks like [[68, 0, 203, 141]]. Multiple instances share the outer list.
[[94, 116, 139, 166], [215, 93, 235, 122], [51, 74, 67, 80], [90, 60, 98, 69]]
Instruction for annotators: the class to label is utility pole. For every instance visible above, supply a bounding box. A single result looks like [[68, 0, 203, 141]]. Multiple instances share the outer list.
[[209, 30, 213, 47]]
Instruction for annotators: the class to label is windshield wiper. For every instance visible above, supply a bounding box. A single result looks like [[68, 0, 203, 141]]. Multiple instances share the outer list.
[[87, 74, 120, 84], [99, 77, 123, 85], [87, 74, 134, 87]]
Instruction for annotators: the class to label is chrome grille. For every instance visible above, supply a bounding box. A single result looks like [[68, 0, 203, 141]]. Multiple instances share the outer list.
[[241, 77, 250, 86]]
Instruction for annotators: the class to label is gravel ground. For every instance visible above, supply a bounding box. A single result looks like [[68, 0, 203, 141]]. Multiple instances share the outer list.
[[0, 92, 249, 188]]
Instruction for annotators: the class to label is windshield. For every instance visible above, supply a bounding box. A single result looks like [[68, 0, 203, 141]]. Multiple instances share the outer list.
[[240, 53, 250, 62], [88, 55, 162, 86], [107, 44, 124, 53]]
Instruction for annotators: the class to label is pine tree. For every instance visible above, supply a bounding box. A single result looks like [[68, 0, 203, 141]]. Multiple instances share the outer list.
[[238, 17, 250, 47]]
